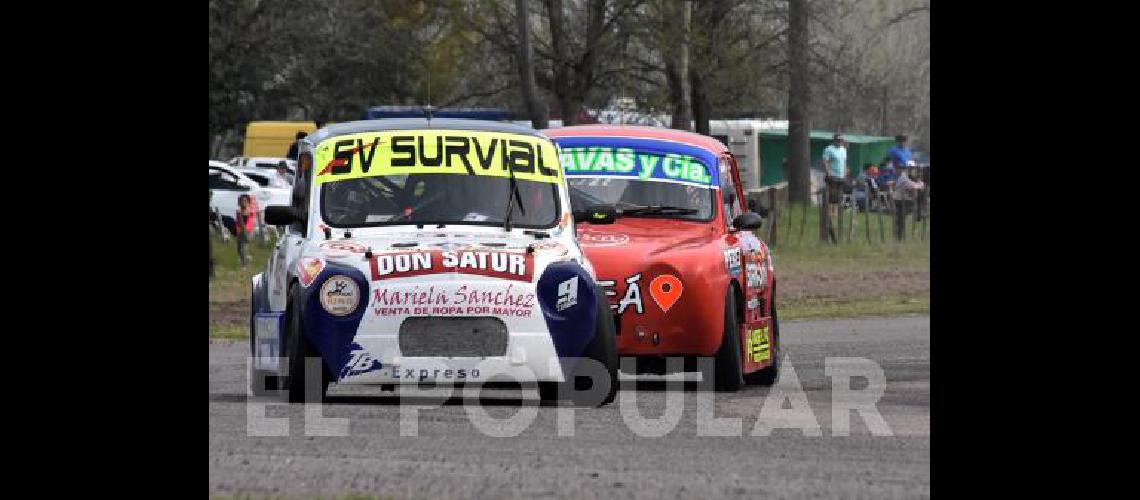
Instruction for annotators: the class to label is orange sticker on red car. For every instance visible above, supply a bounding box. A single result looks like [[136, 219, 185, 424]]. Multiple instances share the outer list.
[[649, 274, 683, 313]]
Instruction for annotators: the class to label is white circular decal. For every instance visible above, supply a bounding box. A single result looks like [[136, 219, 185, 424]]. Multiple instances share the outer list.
[[319, 275, 360, 316], [579, 233, 630, 247]]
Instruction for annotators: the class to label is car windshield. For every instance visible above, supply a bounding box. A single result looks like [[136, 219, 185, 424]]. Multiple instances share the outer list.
[[322, 174, 559, 228], [561, 149, 716, 221], [567, 178, 714, 221], [315, 130, 563, 229]]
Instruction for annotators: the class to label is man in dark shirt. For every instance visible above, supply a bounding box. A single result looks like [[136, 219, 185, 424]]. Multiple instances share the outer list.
[[286, 131, 308, 160]]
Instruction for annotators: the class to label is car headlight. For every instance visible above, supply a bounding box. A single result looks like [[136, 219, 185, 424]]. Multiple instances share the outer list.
[[319, 275, 361, 316]]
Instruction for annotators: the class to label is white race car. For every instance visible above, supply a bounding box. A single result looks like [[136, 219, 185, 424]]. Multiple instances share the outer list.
[[250, 119, 619, 406]]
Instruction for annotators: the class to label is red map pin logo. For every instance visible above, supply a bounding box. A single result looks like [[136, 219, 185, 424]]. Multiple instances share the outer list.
[[649, 274, 684, 313]]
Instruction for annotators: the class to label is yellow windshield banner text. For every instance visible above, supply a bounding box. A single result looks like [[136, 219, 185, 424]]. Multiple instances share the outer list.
[[313, 130, 562, 185]]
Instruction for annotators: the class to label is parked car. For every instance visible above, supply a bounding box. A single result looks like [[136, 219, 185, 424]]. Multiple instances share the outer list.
[[546, 125, 780, 391], [230, 156, 296, 178], [250, 119, 619, 405], [233, 168, 291, 207]]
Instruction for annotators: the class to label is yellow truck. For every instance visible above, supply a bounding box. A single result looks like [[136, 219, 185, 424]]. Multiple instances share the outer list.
[[242, 121, 317, 158]]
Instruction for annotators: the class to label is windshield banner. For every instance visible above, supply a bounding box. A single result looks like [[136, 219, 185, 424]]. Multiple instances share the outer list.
[[558, 146, 717, 188], [313, 130, 562, 185]]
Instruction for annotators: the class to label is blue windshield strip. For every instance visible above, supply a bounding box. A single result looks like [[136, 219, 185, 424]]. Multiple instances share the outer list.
[[552, 137, 720, 187]]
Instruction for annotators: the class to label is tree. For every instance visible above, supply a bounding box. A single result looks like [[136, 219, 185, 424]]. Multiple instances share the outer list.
[[515, 0, 548, 128], [665, 0, 693, 130], [786, 0, 812, 204]]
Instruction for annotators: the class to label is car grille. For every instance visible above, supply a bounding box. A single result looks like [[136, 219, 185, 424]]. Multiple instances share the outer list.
[[398, 317, 509, 357]]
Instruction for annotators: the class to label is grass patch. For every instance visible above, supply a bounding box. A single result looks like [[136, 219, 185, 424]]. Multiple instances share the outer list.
[[209, 323, 249, 340], [780, 294, 929, 321]]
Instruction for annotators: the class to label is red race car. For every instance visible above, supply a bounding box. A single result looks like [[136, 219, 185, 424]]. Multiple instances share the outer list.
[[546, 125, 779, 390]]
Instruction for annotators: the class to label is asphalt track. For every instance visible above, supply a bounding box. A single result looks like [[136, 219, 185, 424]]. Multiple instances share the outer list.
[[209, 315, 930, 498]]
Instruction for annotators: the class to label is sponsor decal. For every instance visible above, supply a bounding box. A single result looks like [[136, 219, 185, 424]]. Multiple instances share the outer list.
[[723, 248, 742, 278], [529, 240, 568, 257], [297, 257, 325, 287], [319, 275, 360, 316], [371, 284, 536, 318], [747, 326, 771, 363], [559, 147, 715, 187], [320, 240, 367, 254], [579, 232, 629, 247], [746, 297, 760, 310], [648, 274, 683, 313], [389, 367, 481, 381], [340, 343, 382, 378], [313, 130, 562, 185], [745, 262, 766, 289], [369, 249, 533, 282], [599, 273, 644, 315], [253, 314, 282, 370], [556, 276, 579, 311]]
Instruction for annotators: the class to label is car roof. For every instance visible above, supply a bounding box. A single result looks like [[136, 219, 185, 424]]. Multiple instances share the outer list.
[[306, 118, 545, 146], [543, 125, 729, 154]]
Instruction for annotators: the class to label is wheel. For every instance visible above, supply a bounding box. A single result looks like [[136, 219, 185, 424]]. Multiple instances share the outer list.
[[282, 285, 331, 403], [539, 286, 619, 406], [744, 296, 780, 386], [704, 289, 743, 392]]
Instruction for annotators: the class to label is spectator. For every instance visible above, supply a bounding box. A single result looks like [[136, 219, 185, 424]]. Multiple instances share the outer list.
[[235, 194, 256, 266], [274, 160, 293, 187], [854, 163, 879, 211], [821, 134, 848, 242], [892, 165, 925, 240], [286, 131, 308, 161], [887, 135, 912, 169]]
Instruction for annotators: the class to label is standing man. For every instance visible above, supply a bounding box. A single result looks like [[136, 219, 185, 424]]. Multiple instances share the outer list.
[[821, 133, 847, 243], [888, 134, 912, 170], [286, 131, 308, 161], [892, 165, 925, 240]]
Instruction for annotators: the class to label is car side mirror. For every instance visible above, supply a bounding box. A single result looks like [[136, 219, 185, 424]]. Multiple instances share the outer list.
[[574, 205, 617, 225], [264, 205, 299, 226], [731, 211, 763, 231]]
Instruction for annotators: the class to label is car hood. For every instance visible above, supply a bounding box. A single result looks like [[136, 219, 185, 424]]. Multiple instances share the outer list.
[[576, 217, 720, 259]]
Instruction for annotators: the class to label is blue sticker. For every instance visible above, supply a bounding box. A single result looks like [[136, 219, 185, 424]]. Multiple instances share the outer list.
[[300, 265, 370, 378], [536, 261, 598, 376], [552, 136, 720, 188]]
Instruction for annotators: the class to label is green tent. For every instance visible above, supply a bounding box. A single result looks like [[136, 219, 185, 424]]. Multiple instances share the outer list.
[[757, 130, 895, 186]]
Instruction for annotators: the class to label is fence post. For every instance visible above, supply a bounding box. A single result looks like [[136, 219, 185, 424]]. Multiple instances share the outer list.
[[819, 184, 830, 243]]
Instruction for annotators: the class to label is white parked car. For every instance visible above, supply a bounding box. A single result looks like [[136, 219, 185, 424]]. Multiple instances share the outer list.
[[249, 119, 619, 406], [234, 168, 291, 208], [230, 156, 296, 179]]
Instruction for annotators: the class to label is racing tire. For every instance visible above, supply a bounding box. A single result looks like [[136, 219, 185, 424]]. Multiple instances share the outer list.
[[283, 285, 332, 403], [743, 298, 780, 386], [539, 286, 619, 407], [704, 289, 744, 392]]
